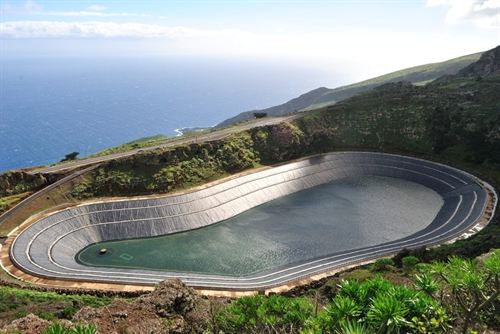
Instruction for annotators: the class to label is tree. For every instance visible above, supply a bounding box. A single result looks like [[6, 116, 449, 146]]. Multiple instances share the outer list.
[[253, 112, 267, 119], [61, 152, 79, 162], [428, 249, 500, 333]]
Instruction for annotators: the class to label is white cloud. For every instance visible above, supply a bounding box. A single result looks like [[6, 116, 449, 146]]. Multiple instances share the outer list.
[[23, 0, 42, 12], [0, 21, 252, 39], [427, 0, 500, 29], [87, 5, 107, 12], [38, 11, 145, 17], [0, 0, 146, 18]]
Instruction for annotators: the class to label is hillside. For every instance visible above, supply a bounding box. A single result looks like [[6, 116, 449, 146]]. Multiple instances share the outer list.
[[217, 51, 482, 127], [1, 46, 500, 334]]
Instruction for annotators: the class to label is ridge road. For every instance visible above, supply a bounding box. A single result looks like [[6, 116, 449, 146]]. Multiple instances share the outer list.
[[29, 115, 300, 175]]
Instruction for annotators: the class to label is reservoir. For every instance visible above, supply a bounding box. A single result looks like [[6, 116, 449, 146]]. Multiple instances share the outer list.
[[77, 175, 443, 276]]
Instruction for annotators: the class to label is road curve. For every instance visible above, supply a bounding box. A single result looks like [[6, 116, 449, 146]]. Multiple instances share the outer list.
[[8, 152, 494, 291], [30, 115, 300, 175]]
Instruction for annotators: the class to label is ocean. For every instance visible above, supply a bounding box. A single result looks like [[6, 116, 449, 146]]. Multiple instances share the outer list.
[[0, 56, 341, 172]]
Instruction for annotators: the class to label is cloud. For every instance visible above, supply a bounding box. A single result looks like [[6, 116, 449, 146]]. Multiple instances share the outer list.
[[0, 21, 252, 39], [38, 11, 145, 17], [87, 5, 107, 12], [0, 0, 147, 18], [23, 0, 42, 12], [427, 0, 500, 29]]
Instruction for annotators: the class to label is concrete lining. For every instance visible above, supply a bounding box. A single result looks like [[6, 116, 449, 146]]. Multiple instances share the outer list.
[[7, 152, 494, 291]]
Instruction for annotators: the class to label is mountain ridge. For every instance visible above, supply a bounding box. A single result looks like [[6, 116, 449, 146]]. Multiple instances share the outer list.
[[216, 51, 483, 128]]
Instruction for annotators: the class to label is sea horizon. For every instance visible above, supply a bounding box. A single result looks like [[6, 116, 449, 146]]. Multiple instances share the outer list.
[[0, 56, 344, 172]]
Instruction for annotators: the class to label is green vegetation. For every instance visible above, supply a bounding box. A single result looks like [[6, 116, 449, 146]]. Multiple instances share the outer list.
[[42, 323, 97, 334], [215, 295, 313, 333], [0, 285, 112, 307], [89, 134, 170, 157], [71, 132, 260, 199], [401, 256, 420, 272], [218, 51, 482, 127], [0, 286, 113, 322], [0, 192, 31, 215], [372, 258, 396, 272], [89, 129, 211, 159], [0, 171, 50, 197], [3, 252, 496, 332], [425, 251, 500, 333], [60, 152, 79, 162], [211, 251, 499, 333]]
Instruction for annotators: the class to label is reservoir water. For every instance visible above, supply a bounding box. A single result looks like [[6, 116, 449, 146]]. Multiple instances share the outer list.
[[77, 176, 443, 276]]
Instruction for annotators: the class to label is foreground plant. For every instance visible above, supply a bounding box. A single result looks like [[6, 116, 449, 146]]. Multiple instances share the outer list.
[[216, 294, 313, 333], [427, 249, 500, 334], [42, 323, 98, 334]]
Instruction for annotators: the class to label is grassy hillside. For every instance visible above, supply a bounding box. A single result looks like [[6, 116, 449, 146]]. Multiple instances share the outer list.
[[2, 47, 500, 334], [89, 135, 170, 157], [217, 51, 482, 127]]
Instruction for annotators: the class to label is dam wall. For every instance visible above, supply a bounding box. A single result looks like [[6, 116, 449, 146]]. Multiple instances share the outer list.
[[9, 152, 490, 290]]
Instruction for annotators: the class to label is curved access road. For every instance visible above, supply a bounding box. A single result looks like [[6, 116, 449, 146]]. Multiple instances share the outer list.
[[6, 152, 496, 291], [29, 115, 300, 175]]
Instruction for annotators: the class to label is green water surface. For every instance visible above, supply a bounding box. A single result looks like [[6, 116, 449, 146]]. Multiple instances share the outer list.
[[77, 176, 443, 276]]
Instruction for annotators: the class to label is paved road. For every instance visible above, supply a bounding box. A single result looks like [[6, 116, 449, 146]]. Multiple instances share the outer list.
[[0, 165, 100, 228], [30, 115, 300, 175], [1, 115, 299, 230], [8, 152, 495, 291]]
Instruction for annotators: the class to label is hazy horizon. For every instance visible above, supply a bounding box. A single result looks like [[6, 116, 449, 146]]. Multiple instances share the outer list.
[[1, 0, 499, 82]]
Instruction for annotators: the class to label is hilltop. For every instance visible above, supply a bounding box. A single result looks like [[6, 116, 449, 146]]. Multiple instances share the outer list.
[[217, 51, 482, 127]]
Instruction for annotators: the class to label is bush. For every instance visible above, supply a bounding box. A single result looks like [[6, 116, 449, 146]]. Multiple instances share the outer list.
[[402, 256, 420, 271], [372, 258, 395, 272], [216, 294, 313, 333], [427, 249, 500, 333], [306, 277, 450, 334], [42, 323, 97, 334], [35, 310, 56, 321], [43, 322, 67, 334]]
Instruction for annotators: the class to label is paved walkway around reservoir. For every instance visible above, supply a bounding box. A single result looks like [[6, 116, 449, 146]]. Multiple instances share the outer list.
[[2, 152, 496, 294]]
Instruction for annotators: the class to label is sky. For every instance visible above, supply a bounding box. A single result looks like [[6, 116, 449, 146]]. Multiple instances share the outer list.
[[1, 0, 499, 80]]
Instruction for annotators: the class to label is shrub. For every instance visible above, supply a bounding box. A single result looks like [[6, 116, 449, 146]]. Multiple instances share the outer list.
[[372, 258, 395, 272], [427, 249, 500, 333], [216, 294, 313, 333], [69, 323, 98, 334], [306, 277, 450, 334], [42, 323, 98, 334], [402, 256, 420, 271], [36, 310, 56, 321], [43, 322, 67, 334]]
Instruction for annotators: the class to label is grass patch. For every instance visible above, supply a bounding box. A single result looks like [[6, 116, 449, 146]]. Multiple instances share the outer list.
[[0, 286, 113, 310], [0, 192, 31, 215], [89, 134, 171, 157], [0, 286, 116, 325]]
